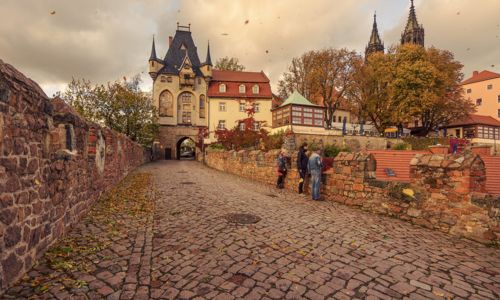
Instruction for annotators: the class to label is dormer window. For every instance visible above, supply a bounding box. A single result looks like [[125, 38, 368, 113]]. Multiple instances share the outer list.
[[252, 85, 259, 94], [239, 84, 246, 93], [219, 84, 226, 93]]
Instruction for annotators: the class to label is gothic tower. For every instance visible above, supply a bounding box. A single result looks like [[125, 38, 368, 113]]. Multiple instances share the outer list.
[[365, 13, 384, 57], [401, 0, 425, 46]]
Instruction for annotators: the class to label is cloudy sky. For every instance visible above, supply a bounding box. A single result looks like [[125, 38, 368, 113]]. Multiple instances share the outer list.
[[1, 0, 499, 96]]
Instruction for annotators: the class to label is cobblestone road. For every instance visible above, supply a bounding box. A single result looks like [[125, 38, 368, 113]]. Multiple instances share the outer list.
[[3, 161, 500, 299]]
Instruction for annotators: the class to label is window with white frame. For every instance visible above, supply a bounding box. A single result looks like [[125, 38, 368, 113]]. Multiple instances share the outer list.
[[219, 102, 226, 112], [219, 84, 226, 93], [217, 120, 226, 130], [239, 122, 246, 131], [252, 85, 259, 94], [254, 103, 260, 113], [476, 98, 482, 106], [466, 88, 472, 94], [487, 84, 493, 90], [239, 84, 246, 93], [253, 122, 260, 131], [239, 103, 246, 112]]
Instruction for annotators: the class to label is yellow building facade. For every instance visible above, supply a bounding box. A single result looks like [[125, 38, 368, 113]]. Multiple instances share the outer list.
[[462, 70, 500, 121]]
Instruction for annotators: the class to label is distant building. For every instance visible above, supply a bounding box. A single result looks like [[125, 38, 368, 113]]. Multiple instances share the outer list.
[[272, 91, 325, 129], [365, 13, 384, 57], [401, 0, 425, 47], [461, 70, 500, 121], [207, 70, 273, 141], [441, 114, 500, 141], [148, 24, 273, 158]]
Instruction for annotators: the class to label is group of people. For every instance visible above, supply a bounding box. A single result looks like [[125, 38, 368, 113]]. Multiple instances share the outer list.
[[276, 143, 323, 201]]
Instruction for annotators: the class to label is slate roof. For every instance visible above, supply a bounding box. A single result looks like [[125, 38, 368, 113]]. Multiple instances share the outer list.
[[159, 30, 203, 76], [461, 70, 500, 85]]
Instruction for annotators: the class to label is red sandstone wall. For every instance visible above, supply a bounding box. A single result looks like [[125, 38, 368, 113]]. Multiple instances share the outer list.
[[205, 149, 499, 244], [0, 60, 149, 291]]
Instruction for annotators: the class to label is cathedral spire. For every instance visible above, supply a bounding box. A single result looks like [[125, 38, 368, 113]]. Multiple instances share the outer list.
[[149, 35, 157, 61], [401, 0, 425, 46], [365, 12, 384, 57], [205, 41, 212, 66]]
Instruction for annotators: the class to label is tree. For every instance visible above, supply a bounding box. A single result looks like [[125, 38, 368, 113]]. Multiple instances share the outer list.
[[349, 44, 475, 135], [278, 48, 360, 128], [348, 52, 396, 133], [61, 75, 159, 147], [214, 56, 246, 71]]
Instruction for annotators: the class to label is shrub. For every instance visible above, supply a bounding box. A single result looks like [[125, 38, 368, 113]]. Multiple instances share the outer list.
[[262, 130, 285, 150], [392, 143, 411, 150], [208, 143, 225, 150], [323, 144, 351, 158]]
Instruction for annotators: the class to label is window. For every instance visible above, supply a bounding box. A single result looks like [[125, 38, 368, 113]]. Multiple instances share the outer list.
[[252, 85, 259, 94], [219, 84, 226, 93], [160, 76, 166, 83], [254, 103, 260, 113], [476, 98, 482, 106], [167, 76, 172, 82], [498, 109, 500, 118], [338, 116, 342, 123], [218, 120, 226, 130], [253, 122, 260, 131], [466, 88, 472, 94], [219, 102, 226, 112], [239, 103, 246, 112], [182, 112, 191, 124], [239, 123, 246, 131], [197, 78, 201, 85], [239, 84, 246, 93], [487, 84, 493, 90], [455, 129, 461, 138], [159, 90, 174, 117], [498, 95, 500, 103], [199, 95, 206, 118]]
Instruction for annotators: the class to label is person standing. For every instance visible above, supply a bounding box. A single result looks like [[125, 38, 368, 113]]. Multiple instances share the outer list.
[[276, 150, 287, 189], [297, 143, 309, 194], [308, 147, 323, 201]]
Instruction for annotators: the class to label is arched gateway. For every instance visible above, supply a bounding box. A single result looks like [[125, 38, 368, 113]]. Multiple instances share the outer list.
[[176, 137, 196, 160]]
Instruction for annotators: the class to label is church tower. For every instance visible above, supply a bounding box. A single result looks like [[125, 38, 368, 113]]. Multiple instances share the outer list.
[[365, 13, 384, 57], [401, 0, 425, 47]]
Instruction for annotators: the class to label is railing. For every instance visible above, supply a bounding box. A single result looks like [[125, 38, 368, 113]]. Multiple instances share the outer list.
[[180, 78, 195, 86]]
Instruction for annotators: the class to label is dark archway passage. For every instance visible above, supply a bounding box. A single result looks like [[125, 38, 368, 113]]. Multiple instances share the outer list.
[[176, 137, 196, 160]]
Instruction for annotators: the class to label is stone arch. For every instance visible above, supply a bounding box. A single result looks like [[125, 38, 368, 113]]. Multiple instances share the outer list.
[[176, 136, 196, 160], [159, 90, 174, 117]]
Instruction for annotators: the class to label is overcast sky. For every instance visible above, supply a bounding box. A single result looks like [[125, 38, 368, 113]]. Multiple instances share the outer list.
[[1, 0, 499, 97]]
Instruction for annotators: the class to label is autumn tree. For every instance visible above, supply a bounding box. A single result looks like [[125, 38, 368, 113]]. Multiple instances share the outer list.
[[61, 75, 159, 146], [214, 56, 246, 71], [278, 48, 360, 128]]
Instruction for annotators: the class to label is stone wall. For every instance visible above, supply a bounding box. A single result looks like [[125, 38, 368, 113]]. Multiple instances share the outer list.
[[0, 60, 150, 292], [293, 133, 388, 152], [205, 149, 499, 244]]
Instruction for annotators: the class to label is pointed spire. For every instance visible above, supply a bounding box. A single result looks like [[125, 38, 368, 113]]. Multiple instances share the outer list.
[[401, 0, 425, 46], [149, 35, 157, 61], [205, 41, 212, 66], [365, 12, 384, 57]]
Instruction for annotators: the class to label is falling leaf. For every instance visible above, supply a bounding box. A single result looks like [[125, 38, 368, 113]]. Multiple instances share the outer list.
[[466, 48, 471, 51], [244, 20, 249, 25], [221, 33, 229, 36], [265, 50, 269, 54], [492, 65, 495, 68], [402, 188, 414, 198], [456, 12, 460, 15], [50, 10, 56, 15]]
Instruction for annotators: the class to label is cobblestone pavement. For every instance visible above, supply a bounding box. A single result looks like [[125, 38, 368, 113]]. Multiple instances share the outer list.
[[3, 161, 500, 299]]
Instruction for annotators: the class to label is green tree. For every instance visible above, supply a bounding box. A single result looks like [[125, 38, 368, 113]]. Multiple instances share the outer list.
[[214, 56, 246, 71], [61, 75, 159, 147]]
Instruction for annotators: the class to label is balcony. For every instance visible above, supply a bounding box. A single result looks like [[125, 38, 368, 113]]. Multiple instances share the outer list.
[[180, 77, 195, 87]]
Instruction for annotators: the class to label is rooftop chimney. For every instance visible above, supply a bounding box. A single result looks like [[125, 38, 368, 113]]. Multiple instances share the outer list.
[[169, 36, 173, 47], [473, 71, 479, 76]]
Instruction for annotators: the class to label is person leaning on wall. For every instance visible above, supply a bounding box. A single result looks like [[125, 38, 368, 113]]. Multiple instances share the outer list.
[[297, 142, 309, 195]]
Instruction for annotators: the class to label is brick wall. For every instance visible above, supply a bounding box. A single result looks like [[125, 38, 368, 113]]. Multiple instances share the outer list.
[[205, 149, 499, 244], [0, 60, 150, 291]]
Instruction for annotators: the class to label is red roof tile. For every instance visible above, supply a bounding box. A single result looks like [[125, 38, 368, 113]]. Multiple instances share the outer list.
[[461, 70, 500, 85], [208, 70, 272, 99], [446, 114, 500, 127], [211, 70, 270, 83]]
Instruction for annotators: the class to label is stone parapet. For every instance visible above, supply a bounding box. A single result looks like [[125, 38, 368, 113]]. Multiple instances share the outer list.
[[0, 60, 150, 292], [205, 149, 498, 245]]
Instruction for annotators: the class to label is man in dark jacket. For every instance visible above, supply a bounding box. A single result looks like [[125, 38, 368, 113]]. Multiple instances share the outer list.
[[276, 150, 287, 189], [297, 143, 308, 194]]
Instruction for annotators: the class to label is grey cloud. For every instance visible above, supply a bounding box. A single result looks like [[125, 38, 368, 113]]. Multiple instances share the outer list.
[[0, 0, 498, 96]]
